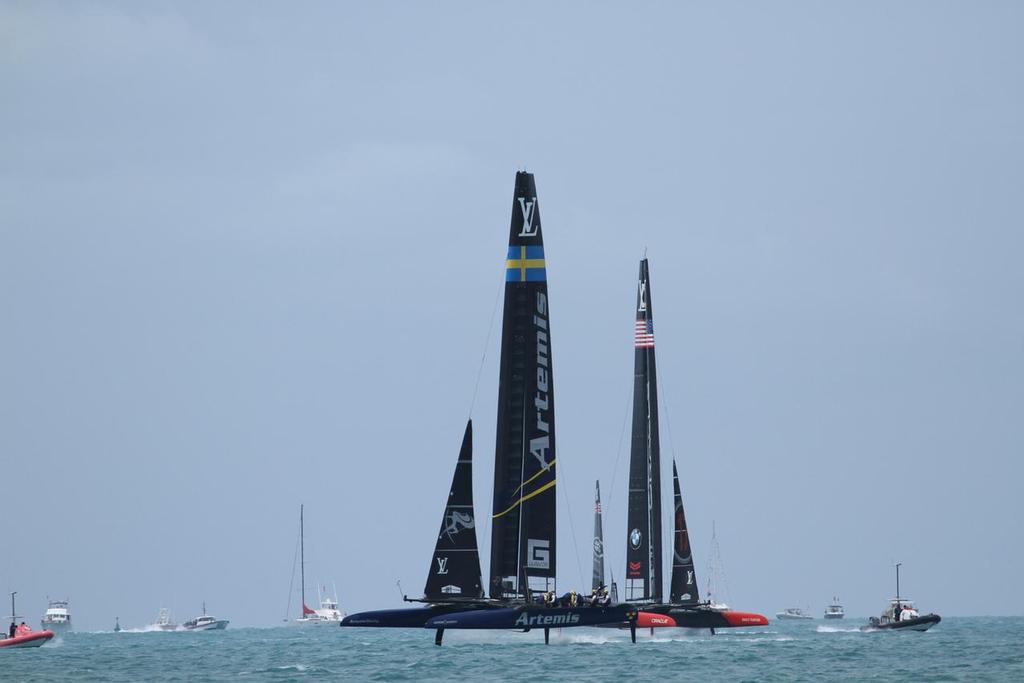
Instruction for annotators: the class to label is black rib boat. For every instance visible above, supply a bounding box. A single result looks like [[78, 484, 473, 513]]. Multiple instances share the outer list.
[[861, 563, 941, 632]]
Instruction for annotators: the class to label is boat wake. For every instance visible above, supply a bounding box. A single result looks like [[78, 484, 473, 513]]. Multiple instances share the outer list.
[[816, 625, 862, 633]]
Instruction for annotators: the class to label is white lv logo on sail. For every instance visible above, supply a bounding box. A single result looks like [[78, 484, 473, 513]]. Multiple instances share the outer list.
[[436, 557, 449, 575], [518, 197, 538, 236]]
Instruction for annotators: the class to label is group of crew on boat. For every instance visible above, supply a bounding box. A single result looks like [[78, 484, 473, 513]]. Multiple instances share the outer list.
[[535, 587, 612, 608], [891, 602, 920, 623]]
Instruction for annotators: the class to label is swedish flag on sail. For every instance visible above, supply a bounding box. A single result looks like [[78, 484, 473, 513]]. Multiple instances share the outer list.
[[506, 245, 546, 282]]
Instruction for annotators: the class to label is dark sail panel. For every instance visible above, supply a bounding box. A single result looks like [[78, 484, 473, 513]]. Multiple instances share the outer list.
[[592, 481, 605, 592], [425, 420, 484, 600], [625, 258, 663, 602], [669, 460, 699, 605], [490, 171, 557, 599]]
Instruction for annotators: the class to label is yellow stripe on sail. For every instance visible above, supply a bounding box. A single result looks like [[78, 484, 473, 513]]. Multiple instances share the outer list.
[[492, 479, 557, 519], [512, 459, 556, 497]]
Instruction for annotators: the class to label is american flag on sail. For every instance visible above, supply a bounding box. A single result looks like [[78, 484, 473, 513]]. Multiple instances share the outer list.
[[635, 318, 655, 348]]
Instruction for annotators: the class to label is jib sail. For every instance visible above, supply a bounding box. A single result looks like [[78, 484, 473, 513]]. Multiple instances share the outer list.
[[425, 420, 484, 600], [625, 258, 663, 602], [490, 171, 557, 599], [669, 460, 699, 605]]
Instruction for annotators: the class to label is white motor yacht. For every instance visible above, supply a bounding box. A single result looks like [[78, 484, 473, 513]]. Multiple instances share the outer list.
[[41, 599, 72, 634], [182, 603, 228, 631], [776, 607, 814, 620], [291, 506, 346, 626], [297, 590, 345, 626], [152, 607, 177, 631], [824, 597, 845, 619]]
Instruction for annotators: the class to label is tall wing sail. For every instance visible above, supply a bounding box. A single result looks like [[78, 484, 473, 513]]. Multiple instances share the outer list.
[[425, 420, 484, 600], [669, 460, 699, 605], [490, 171, 556, 599], [592, 480, 605, 592], [625, 258, 663, 602]]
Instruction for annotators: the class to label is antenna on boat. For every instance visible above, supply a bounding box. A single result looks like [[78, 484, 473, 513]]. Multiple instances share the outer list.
[[8, 591, 15, 625], [395, 580, 405, 601], [895, 561, 902, 603]]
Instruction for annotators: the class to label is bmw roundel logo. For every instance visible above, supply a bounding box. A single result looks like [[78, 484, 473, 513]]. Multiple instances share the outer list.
[[630, 528, 642, 549]]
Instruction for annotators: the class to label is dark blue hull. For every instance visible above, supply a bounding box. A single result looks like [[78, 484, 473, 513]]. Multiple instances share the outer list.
[[341, 604, 493, 628], [425, 604, 636, 631]]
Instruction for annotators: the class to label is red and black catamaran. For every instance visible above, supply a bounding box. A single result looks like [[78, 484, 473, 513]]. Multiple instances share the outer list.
[[622, 259, 768, 632]]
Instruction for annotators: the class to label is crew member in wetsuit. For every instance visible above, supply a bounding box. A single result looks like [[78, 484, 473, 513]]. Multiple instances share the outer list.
[[893, 603, 901, 622], [8, 622, 15, 639]]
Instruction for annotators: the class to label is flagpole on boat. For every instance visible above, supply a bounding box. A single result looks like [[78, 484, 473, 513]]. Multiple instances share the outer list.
[[895, 562, 901, 604]]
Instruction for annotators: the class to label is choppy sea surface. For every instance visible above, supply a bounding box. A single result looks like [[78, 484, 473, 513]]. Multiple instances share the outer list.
[[3, 617, 1022, 681]]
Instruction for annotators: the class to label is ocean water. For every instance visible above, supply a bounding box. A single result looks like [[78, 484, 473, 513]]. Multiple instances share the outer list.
[[3, 617, 1021, 681]]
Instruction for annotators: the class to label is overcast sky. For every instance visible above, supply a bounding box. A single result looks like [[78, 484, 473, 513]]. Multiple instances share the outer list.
[[2, 1, 1021, 629]]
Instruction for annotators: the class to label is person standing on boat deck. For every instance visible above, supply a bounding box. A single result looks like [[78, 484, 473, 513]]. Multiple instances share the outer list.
[[893, 603, 901, 622], [8, 622, 15, 639]]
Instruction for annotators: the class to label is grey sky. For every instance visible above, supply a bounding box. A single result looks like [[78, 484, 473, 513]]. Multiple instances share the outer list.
[[2, 1, 1021, 629]]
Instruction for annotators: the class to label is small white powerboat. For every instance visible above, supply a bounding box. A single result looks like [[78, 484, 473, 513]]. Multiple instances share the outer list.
[[775, 607, 814, 620], [182, 603, 228, 631], [824, 597, 845, 619], [151, 607, 177, 631]]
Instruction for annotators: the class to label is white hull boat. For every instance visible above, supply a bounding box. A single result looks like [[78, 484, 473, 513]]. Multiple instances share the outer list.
[[290, 506, 345, 626], [824, 597, 844, 619], [776, 608, 814, 620], [183, 603, 228, 631]]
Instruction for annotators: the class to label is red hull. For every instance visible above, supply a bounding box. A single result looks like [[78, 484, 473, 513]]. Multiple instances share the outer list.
[[637, 609, 769, 629], [637, 612, 677, 628], [0, 630, 55, 648], [720, 611, 769, 627]]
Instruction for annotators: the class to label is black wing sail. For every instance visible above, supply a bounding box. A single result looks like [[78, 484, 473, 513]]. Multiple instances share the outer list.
[[425, 420, 484, 600], [592, 480, 605, 592], [490, 171, 556, 600], [669, 460, 699, 605], [625, 258, 663, 602]]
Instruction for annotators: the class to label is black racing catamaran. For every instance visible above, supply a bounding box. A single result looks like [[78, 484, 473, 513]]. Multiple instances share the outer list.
[[623, 259, 768, 631], [425, 173, 635, 643], [343, 172, 635, 644]]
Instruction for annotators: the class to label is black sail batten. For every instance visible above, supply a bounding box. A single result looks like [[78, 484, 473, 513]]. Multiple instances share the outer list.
[[669, 460, 699, 605], [625, 258, 663, 603], [592, 481, 605, 592], [425, 420, 484, 600], [490, 171, 556, 600]]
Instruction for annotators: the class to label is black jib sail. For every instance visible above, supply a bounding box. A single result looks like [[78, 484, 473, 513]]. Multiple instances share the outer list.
[[625, 258, 663, 602], [592, 481, 605, 592], [425, 420, 484, 600], [668, 460, 699, 605], [490, 171, 557, 600]]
